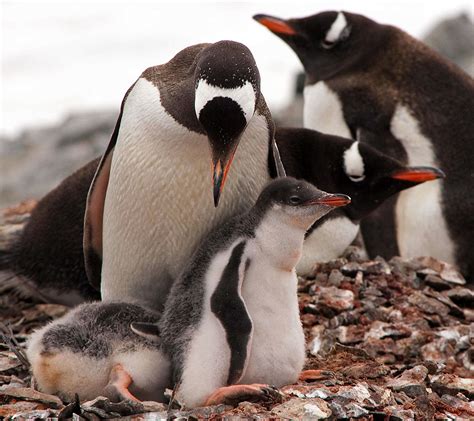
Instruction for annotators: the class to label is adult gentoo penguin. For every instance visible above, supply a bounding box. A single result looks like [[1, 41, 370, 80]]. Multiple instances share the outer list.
[[254, 11, 474, 281], [27, 302, 170, 402], [275, 128, 444, 274], [0, 41, 279, 308], [133, 177, 350, 408]]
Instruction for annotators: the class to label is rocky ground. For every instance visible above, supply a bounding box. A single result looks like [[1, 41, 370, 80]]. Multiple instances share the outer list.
[[0, 205, 472, 420]]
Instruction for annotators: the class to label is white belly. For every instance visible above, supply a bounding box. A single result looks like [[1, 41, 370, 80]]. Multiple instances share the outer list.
[[396, 181, 455, 262], [298, 216, 360, 275], [240, 259, 305, 386], [391, 104, 456, 264], [303, 81, 352, 138], [101, 78, 270, 308], [176, 244, 239, 408]]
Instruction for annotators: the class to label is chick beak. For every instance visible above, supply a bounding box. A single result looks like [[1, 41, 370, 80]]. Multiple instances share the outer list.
[[212, 149, 237, 207], [390, 166, 445, 183], [303, 193, 351, 207], [253, 14, 297, 35]]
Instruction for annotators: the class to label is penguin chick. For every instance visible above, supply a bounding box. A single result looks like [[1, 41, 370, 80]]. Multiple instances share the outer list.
[[275, 127, 444, 274], [254, 10, 474, 280], [134, 177, 350, 408], [26, 302, 170, 402]]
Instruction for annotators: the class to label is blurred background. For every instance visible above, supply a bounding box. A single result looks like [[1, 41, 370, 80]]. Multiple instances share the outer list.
[[1, 0, 473, 207]]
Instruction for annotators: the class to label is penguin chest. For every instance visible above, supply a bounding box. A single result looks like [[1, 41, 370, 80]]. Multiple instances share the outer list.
[[239, 257, 305, 386], [303, 81, 352, 138], [101, 78, 270, 308], [391, 104, 456, 264], [298, 216, 360, 275]]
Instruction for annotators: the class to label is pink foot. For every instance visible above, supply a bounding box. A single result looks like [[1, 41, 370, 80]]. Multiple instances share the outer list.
[[205, 383, 281, 406]]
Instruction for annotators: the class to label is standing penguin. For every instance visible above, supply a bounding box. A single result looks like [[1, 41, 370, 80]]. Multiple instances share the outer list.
[[254, 11, 474, 280], [26, 302, 170, 402], [275, 127, 444, 274], [0, 41, 280, 307], [134, 177, 350, 408]]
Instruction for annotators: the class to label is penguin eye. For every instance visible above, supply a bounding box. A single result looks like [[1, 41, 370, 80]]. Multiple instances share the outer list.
[[321, 25, 351, 50], [321, 40, 336, 50], [348, 174, 366, 183], [289, 196, 302, 205]]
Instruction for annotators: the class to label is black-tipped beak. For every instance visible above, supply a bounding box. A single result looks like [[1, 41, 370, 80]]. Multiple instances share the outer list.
[[390, 166, 445, 183], [212, 149, 237, 207], [253, 14, 297, 35], [303, 193, 351, 208]]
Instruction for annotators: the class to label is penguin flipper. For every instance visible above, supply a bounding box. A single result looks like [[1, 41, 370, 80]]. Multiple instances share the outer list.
[[210, 241, 253, 386], [83, 83, 135, 291], [130, 322, 161, 342], [83, 147, 114, 290]]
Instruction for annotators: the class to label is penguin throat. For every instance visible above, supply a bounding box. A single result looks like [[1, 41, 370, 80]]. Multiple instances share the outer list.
[[254, 211, 306, 272]]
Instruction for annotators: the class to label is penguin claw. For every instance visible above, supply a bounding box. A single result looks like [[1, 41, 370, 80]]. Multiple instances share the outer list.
[[204, 383, 282, 407]]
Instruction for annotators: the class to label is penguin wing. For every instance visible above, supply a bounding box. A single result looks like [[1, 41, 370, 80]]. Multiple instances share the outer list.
[[83, 83, 136, 289], [83, 140, 115, 290], [210, 241, 253, 385]]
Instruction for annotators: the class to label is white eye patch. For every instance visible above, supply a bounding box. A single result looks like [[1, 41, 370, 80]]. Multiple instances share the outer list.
[[324, 12, 349, 44], [194, 79, 256, 123], [343, 141, 365, 182]]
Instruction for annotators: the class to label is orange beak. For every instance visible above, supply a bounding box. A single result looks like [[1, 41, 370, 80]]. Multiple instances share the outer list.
[[391, 166, 445, 183], [253, 14, 297, 35], [304, 193, 351, 208]]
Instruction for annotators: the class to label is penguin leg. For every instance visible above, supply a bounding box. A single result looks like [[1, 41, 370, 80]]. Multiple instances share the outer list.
[[104, 364, 141, 402], [204, 384, 281, 406], [299, 369, 334, 382]]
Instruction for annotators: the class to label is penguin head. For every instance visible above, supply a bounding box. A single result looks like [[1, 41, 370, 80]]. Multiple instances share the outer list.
[[332, 140, 445, 221], [256, 177, 350, 230], [253, 11, 384, 82], [194, 41, 261, 207]]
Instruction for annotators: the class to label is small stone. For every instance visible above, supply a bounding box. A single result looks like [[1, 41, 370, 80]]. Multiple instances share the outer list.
[[341, 262, 362, 276], [329, 396, 369, 419], [386, 366, 429, 397], [328, 269, 344, 286], [430, 374, 474, 399], [272, 397, 331, 419], [0, 352, 22, 373], [365, 321, 411, 340], [424, 274, 452, 291], [0, 387, 63, 409], [445, 287, 474, 308], [336, 325, 366, 344], [414, 256, 465, 285], [408, 291, 450, 315], [314, 286, 354, 312]]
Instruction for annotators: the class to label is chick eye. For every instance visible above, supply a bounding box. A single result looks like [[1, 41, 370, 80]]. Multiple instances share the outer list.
[[348, 174, 365, 182], [289, 196, 301, 205]]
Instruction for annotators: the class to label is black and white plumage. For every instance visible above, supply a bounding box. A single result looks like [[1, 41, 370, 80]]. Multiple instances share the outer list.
[[0, 41, 280, 307], [275, 127, 444, 274], [26, 302, 170, 402], [84, 41, 279, 311], [134, 177, 350, 408], [255, 11, 474, 281]]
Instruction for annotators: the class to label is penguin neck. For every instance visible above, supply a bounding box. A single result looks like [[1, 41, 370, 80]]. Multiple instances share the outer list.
[[253, 208, 307, 272]]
